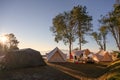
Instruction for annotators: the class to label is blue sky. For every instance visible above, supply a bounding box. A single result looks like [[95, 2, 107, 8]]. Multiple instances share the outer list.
[[0, 0, 117, 54]]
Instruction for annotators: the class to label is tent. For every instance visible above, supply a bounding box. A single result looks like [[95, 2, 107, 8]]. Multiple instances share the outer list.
[[46, 47, 66, 62], [71, 49, 91, 63], [93, 50, 113, 62], [72, 49, 90, 58], [0, 48, 46, 70]]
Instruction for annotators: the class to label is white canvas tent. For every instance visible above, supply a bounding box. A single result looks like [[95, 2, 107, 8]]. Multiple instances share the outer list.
[[72, 49, 91, 63], [46, 47, 66, 62], [93, 50, 113, 62], [72, 49, 90, 56]]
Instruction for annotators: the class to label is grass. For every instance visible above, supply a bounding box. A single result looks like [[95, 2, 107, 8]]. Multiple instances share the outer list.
[[105, 59, 120, 80], [107, 73, 120, 80], [0, 65, 79, 80], [47, 62, 107, 79], [0, 59, 120, 80], [47, 59, 120, 80], [98, 61, 112, 66]]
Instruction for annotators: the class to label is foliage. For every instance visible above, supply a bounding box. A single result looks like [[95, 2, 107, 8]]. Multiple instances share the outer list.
[[99, 26, 108, 50], [50, 12, 76, 54], [113, 51, 120, 58], [71, 5, 92, 50], [116, 52, 120, 58], [91, 32, 103, 50], [0, 33, 19, 52], [100, 4, 120, 50], [50, 5, 92, 54]]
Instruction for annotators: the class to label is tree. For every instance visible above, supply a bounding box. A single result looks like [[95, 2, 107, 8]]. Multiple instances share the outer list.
[[91, 32, 103, 50], [6, 33, 19, 51], [0, 33, 19, 52], [91, 26, 108, 51], [100, 4, 120, 50], [50, 12, 76, 55], [71, 5, 92, 50], [99, 26, 108, 50]]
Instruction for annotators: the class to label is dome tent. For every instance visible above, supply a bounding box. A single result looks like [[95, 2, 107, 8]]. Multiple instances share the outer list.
[[0, 48, 46, 70]]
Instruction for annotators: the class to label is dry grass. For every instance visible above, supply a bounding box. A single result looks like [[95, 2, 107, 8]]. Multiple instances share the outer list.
[[0, 65, 79, 80], [47, 62, 107, 78], [97, 59, 120, 80], [0, 60, 119, 80], [105, 59, 120, 80]]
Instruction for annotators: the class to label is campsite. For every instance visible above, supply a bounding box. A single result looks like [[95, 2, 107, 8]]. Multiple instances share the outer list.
[[0, 47, 119, 80], [0, 0, 120, 80]]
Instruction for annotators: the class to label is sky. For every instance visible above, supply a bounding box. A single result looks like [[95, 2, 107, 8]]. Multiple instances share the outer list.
[[0, 0, 117, 54]]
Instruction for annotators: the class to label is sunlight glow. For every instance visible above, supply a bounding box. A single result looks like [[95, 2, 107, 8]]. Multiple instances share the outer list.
[[0, 35, 8, 44], [93, 56, 99, 62]]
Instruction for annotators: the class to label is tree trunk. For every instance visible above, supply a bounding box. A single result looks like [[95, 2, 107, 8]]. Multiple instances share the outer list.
[[109, 25, 120, 50], [113, 34, 120, 50], [103, 35, 106, 51], [103, 42, 106, 51], [69, 39, 72, 59], [78, 23, 82, 50], [100, 43, 104, 50], [118, 28, 120, 50], [69, 43, 71, 55], [111, 30, 120, 50], [79, 38, 82, 50]]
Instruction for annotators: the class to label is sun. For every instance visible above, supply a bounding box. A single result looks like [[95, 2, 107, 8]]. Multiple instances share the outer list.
[[0, 35, 8, 44]]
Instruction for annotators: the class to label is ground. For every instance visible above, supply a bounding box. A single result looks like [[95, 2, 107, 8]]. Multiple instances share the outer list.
[[0, 61, 110, 80], [0, 65, 78, 80], [47, 62, 107, 80], [48, 62, 106, 78]]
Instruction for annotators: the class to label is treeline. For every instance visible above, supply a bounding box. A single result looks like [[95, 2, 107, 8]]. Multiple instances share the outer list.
[[50, 3, 120, 55]]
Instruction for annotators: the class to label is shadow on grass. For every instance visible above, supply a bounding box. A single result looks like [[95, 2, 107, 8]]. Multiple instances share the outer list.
[[48, 62, 107, 78], [99, 60, 120, 80], [0, 65, 79, 80]]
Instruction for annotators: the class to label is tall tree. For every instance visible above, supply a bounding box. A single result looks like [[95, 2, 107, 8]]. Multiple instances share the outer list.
[[100, 4, 120, 50], [99, 26, 108, 50], [91, 32, 103, 50], [91, 26, 108, 51], [71, 5, 92, 50], [50, 12, 76, 55]]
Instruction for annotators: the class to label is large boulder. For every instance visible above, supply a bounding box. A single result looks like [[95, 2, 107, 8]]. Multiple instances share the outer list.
[[0, 48, 46, 70]]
